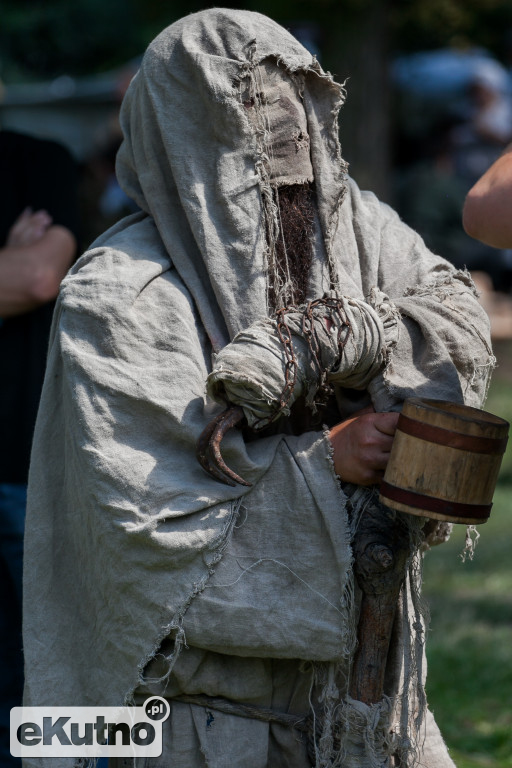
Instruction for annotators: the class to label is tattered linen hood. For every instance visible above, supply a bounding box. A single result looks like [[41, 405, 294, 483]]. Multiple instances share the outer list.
[[116, 8, 348, 349]]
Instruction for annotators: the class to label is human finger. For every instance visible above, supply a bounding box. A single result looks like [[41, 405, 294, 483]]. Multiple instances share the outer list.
[[373, 411, 399, 436], [6, 208, 32, 243], [29, 210, 53, 234], [17, 206, 33, 221], [8, 210, 53, 246], [31, 209, 52, 224]]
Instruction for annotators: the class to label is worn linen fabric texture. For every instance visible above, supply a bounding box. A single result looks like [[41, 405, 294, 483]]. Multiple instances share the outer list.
[[22, 8, 494, 768], [207, 290, 399, 427]]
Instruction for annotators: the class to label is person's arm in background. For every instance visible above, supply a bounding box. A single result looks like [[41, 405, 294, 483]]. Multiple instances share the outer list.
[[463, 143, 512, 248], [0, 206, 77, 317]]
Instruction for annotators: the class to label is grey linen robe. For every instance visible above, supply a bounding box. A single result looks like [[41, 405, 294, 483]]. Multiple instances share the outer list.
[[22, 9, 494, 768]]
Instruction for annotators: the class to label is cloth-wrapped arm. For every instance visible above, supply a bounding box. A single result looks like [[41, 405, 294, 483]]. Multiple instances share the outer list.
[[207, 290, 400, 428], [336, 180, 495, 413]]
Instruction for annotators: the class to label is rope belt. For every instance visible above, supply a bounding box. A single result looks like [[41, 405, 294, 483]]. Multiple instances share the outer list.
[[173, 693, 310, 733]]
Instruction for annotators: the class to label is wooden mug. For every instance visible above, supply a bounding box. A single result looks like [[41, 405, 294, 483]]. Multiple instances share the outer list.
[[379, 397, 509, 525]]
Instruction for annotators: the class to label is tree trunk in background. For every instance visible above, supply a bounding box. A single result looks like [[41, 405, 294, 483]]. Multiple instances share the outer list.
[[323, 0, 392, 202]]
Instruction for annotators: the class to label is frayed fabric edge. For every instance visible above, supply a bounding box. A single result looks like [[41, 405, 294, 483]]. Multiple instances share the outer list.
[[461, 524, 480, 562], [132, 497, 243, 699], [322, 423, 358, 669], [71, 500, 242, 768], [403, 268, 479, 300], [236, 48, 348, 308], [314, 485, 430, 768]]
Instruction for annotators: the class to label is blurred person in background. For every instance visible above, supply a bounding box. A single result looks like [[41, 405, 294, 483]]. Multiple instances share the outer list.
[[395, 118, 471, 266], [393, 51, 512, 293], [79, 62, 140, 246], [396, 116, 512, 293], [0, 129, 78, 767], [462, 143, 512, 338], [463, 142, 512, 248], [445, 59, 512, 292], [451, 60, 512, 185]]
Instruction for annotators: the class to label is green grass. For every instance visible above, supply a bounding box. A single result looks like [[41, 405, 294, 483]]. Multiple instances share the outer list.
[[423, 345, 512, 768]]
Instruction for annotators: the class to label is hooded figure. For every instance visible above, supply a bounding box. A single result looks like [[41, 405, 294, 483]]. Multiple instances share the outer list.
[[23, 9, 493, 768]]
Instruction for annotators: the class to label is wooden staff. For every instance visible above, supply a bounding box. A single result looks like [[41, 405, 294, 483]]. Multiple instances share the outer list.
[[350, 398, 509, 704], [349, 502, 412, 704]]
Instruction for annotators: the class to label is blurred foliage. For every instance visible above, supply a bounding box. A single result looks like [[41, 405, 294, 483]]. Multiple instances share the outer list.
[[1, 0, 512, 81], [0, 0, 143, 79], [392, 0, 512, 57]]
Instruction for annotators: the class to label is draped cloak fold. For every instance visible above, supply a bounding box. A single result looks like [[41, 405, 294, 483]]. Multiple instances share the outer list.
[[22, 8, 494, 768]]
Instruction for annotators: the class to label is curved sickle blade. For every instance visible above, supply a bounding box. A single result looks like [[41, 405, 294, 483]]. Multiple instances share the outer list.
[[196, 406, 252, 487], [196, 409, 233, 483]]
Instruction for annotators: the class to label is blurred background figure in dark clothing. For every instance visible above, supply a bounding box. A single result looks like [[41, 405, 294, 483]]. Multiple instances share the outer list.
[[79, 109, 139, 247], [0, 129, 79, 767], [393, 48, 512, 294], [451, 59, 512, 184], [395, 118, 470, 266]]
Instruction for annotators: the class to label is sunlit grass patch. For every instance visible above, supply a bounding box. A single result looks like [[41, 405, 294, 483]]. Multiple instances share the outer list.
[[424, 493, 512, 766], [421, 357, 512, 768], [420, 354, 512, 768]]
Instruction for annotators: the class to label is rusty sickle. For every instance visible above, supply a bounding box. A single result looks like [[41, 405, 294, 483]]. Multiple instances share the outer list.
[[196, 405, 252, 487], [195, 299, 351, 488]]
